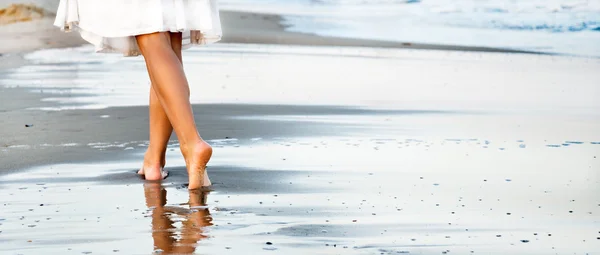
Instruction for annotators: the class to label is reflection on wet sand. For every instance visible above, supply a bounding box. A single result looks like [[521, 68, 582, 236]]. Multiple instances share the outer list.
[[143, 183, 213, 254]]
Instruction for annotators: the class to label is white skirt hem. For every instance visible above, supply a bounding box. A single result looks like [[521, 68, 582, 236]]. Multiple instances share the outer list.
[[54, 0, 223, 57]]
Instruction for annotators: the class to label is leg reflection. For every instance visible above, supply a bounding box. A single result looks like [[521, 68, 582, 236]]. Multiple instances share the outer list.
[[143, 183, 213, 254]]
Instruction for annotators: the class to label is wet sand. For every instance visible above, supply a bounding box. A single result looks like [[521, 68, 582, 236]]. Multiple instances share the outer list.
[[1, 1, 600, 253], [1, 43, 599, 254]]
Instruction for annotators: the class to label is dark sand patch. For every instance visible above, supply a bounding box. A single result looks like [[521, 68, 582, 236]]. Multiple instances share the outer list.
[[0, 86, 461, 174]]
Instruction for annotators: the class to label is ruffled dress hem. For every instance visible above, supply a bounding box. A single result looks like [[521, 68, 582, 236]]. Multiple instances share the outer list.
[[53, 0, 222, 57]]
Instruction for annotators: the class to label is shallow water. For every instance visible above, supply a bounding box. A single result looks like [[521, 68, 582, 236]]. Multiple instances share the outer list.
[[1, 133, 599, 254]]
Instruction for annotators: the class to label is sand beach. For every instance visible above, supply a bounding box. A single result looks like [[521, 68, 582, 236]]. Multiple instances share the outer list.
[[0, 1, 599, 254]]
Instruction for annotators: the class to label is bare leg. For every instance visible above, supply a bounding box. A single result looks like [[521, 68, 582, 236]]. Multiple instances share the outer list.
[[136, 32, 212, 189], [138, 33, 182, 180]]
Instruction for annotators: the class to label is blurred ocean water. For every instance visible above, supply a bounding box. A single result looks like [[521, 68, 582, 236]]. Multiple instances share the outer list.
[[1, 0, 598, 56], [220, 0, 600, 57]]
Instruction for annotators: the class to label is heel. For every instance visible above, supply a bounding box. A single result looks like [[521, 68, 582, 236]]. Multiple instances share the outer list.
[[185, 140, 213, 189], [188, 165, 206, 190]]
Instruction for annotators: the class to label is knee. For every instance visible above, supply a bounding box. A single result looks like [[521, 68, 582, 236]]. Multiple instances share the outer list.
[[136, 32, 171, 52]]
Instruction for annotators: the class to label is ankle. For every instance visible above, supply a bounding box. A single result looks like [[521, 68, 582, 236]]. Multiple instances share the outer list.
[[180, 140, 212, 164], [179, 139, 205, 154], [144, 149, 166, 167]]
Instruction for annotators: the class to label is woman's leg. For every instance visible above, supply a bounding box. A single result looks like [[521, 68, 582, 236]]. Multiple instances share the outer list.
[[139, 33, 183, 180], [136, 32, 212, 189]]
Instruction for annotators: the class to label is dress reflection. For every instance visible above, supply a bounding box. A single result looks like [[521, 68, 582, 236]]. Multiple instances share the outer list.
[[143, 183, 213, 254]]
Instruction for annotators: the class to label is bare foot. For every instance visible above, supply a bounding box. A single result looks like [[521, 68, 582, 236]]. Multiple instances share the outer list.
[[183, 140, 213, 190], [138, 151, 167, 181]]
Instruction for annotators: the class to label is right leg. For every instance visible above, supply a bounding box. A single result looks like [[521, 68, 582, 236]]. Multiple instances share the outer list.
[[136, 32, 212, 190]]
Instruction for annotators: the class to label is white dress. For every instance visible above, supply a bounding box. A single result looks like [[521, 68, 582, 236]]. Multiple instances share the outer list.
[[54, 0, 222, 56]]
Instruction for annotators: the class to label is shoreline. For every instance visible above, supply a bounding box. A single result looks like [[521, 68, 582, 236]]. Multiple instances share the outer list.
[[218, 11, 541, 54]]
